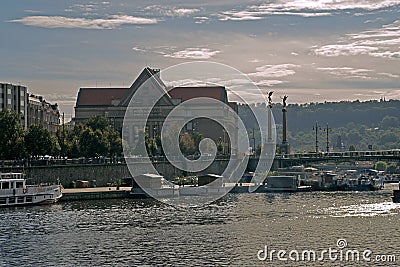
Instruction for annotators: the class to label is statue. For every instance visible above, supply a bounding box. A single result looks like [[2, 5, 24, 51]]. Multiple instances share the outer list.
[[282, 95, 288, 108], [268, 91, 274, 104]]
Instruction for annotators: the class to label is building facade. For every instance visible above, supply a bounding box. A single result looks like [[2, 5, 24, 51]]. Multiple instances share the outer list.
[[74, 67, 238, 155], [0, 83, 28, 129], [27, 94, 60, 133]]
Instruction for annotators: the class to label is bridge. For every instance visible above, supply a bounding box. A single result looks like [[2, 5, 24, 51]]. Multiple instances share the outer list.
[[270, 149, 400, 169]]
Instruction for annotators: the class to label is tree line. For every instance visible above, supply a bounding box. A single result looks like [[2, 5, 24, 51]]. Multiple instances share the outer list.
[[0, 110, 122, 160], [0, 110, 208, 160], [239, 99, 400, 152]]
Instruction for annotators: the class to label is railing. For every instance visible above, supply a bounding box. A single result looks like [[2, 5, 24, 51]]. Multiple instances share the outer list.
[[0, 150, 398, 168], [0, 185, 58, 196]]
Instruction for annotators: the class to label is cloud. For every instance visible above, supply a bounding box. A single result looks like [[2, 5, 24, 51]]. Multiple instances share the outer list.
[[9, 15, 158, 29], [314, 44, 379, 56], [65, 2, 110, 13], [263, 0, 400, 11], [219, 10, 331, 21], [255, 80, 286, 87], [314, 20, 400, 58], [164, 48, 220, 59], [194, 16, 210, 24], [370, 51, 400, 58], [318, 67, 400, 79], [248, 64, 300, 78], [145, 5, 200, 18], [246, 64, 299, 88], [218, 0, 400, 21], [317, 67, 373, 79], [24, 10, 43, 14]]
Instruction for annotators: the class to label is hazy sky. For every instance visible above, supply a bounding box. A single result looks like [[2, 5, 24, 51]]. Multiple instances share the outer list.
[[1, 0, 399, 119]]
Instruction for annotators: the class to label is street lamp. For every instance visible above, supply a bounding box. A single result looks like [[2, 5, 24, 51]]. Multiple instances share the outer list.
[[324, 123, 331, 152], [313, 122, 321, 153]]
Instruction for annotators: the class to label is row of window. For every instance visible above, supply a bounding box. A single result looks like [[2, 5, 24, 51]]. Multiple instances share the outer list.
[[0, 196, 33, 205]]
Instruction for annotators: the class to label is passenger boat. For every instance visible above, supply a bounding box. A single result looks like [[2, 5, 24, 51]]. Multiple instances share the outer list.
[[0, 173, 62, 207]]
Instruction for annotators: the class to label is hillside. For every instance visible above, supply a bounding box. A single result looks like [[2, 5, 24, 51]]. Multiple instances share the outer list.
[[239, 99, 400, 152]]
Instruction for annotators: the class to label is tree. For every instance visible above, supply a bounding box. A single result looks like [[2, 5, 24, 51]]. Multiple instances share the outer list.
[[79, 127, 109, 157], [85, 116, 110, 132], [192, 131, 203, 152], [179, 132, 196, 155], [108, 129, 122, 157], [55, 128, 68, 157], [255, 144, 262, 156], [51, 135, 61, 156], [386, 163, 398, 174], [375, 161, 387, 171], [25, 125, 53, 157], [0, 110, 26, 159], [348, 145, 356, 151], [145, 136, 157, 156], [381, 116, 399, 129]]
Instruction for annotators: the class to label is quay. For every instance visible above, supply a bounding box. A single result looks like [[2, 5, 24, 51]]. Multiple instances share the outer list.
[[60, 187, 131, 202]]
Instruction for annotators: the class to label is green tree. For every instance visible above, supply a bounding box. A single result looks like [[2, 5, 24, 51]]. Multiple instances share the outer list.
[[51, 135, 61, 156], [192, 131, 203, 152], [85, 116, 110, 132], [108, 129, 122, 157], [381, 116, 399, 129], [55, 128, 68, 157], [145, 136, 157, 156], [25, 125, 53, 157], [179, 132, 196, 155], [0, 110, 26, 159], [79, 127, 109, 157], [348, 145, 356, 151], [375, 161, 387, 171], [386, 163, 398, 174]]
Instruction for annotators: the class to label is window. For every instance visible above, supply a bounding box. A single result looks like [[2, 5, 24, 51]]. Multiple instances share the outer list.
[[7, 98, 11, 105], [7, 88, 11, 95], [2, 182, 10, 189]]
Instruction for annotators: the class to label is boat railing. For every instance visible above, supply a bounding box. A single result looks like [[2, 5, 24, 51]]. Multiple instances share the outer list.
[[26, 185, 59, 194], [0, 185, 59, 196]]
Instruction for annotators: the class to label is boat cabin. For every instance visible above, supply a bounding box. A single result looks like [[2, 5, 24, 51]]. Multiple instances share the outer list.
[[0, 173, 26, 190]]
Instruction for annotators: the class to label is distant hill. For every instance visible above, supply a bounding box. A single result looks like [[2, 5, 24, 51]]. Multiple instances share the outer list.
[[239, 99, 400, 152]]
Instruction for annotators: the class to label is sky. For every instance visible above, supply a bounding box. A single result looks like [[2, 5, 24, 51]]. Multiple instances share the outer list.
[[1, 0, 399, 119]]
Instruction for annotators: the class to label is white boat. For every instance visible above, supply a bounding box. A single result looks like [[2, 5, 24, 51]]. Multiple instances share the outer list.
[[0, 173, 62, 207]]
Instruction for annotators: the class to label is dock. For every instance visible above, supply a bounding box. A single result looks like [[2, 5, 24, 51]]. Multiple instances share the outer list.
[[60, 187, 131, 202]]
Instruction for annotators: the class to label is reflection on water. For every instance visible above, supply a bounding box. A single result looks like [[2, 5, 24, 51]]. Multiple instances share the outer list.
[[1, 186, 399, 266], [325, 202, 400, 217]]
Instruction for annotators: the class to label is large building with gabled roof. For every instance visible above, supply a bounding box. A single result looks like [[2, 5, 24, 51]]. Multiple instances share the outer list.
[[73, 67, 238, 154]]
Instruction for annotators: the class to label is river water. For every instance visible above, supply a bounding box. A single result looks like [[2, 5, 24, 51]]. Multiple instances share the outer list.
[[1, 184, 400, 266]]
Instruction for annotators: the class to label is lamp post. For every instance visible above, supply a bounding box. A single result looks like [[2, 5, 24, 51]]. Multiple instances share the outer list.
[[313, 122, 321, 153], [324, 123, 331, 152]]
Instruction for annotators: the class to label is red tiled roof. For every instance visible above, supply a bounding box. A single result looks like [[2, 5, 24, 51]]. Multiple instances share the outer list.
[[169, 86, 227, 103], [76, 88, 128, 106]]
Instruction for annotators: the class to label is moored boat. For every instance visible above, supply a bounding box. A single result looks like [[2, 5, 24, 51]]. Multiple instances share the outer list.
[[0, 173, 62, 207]]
